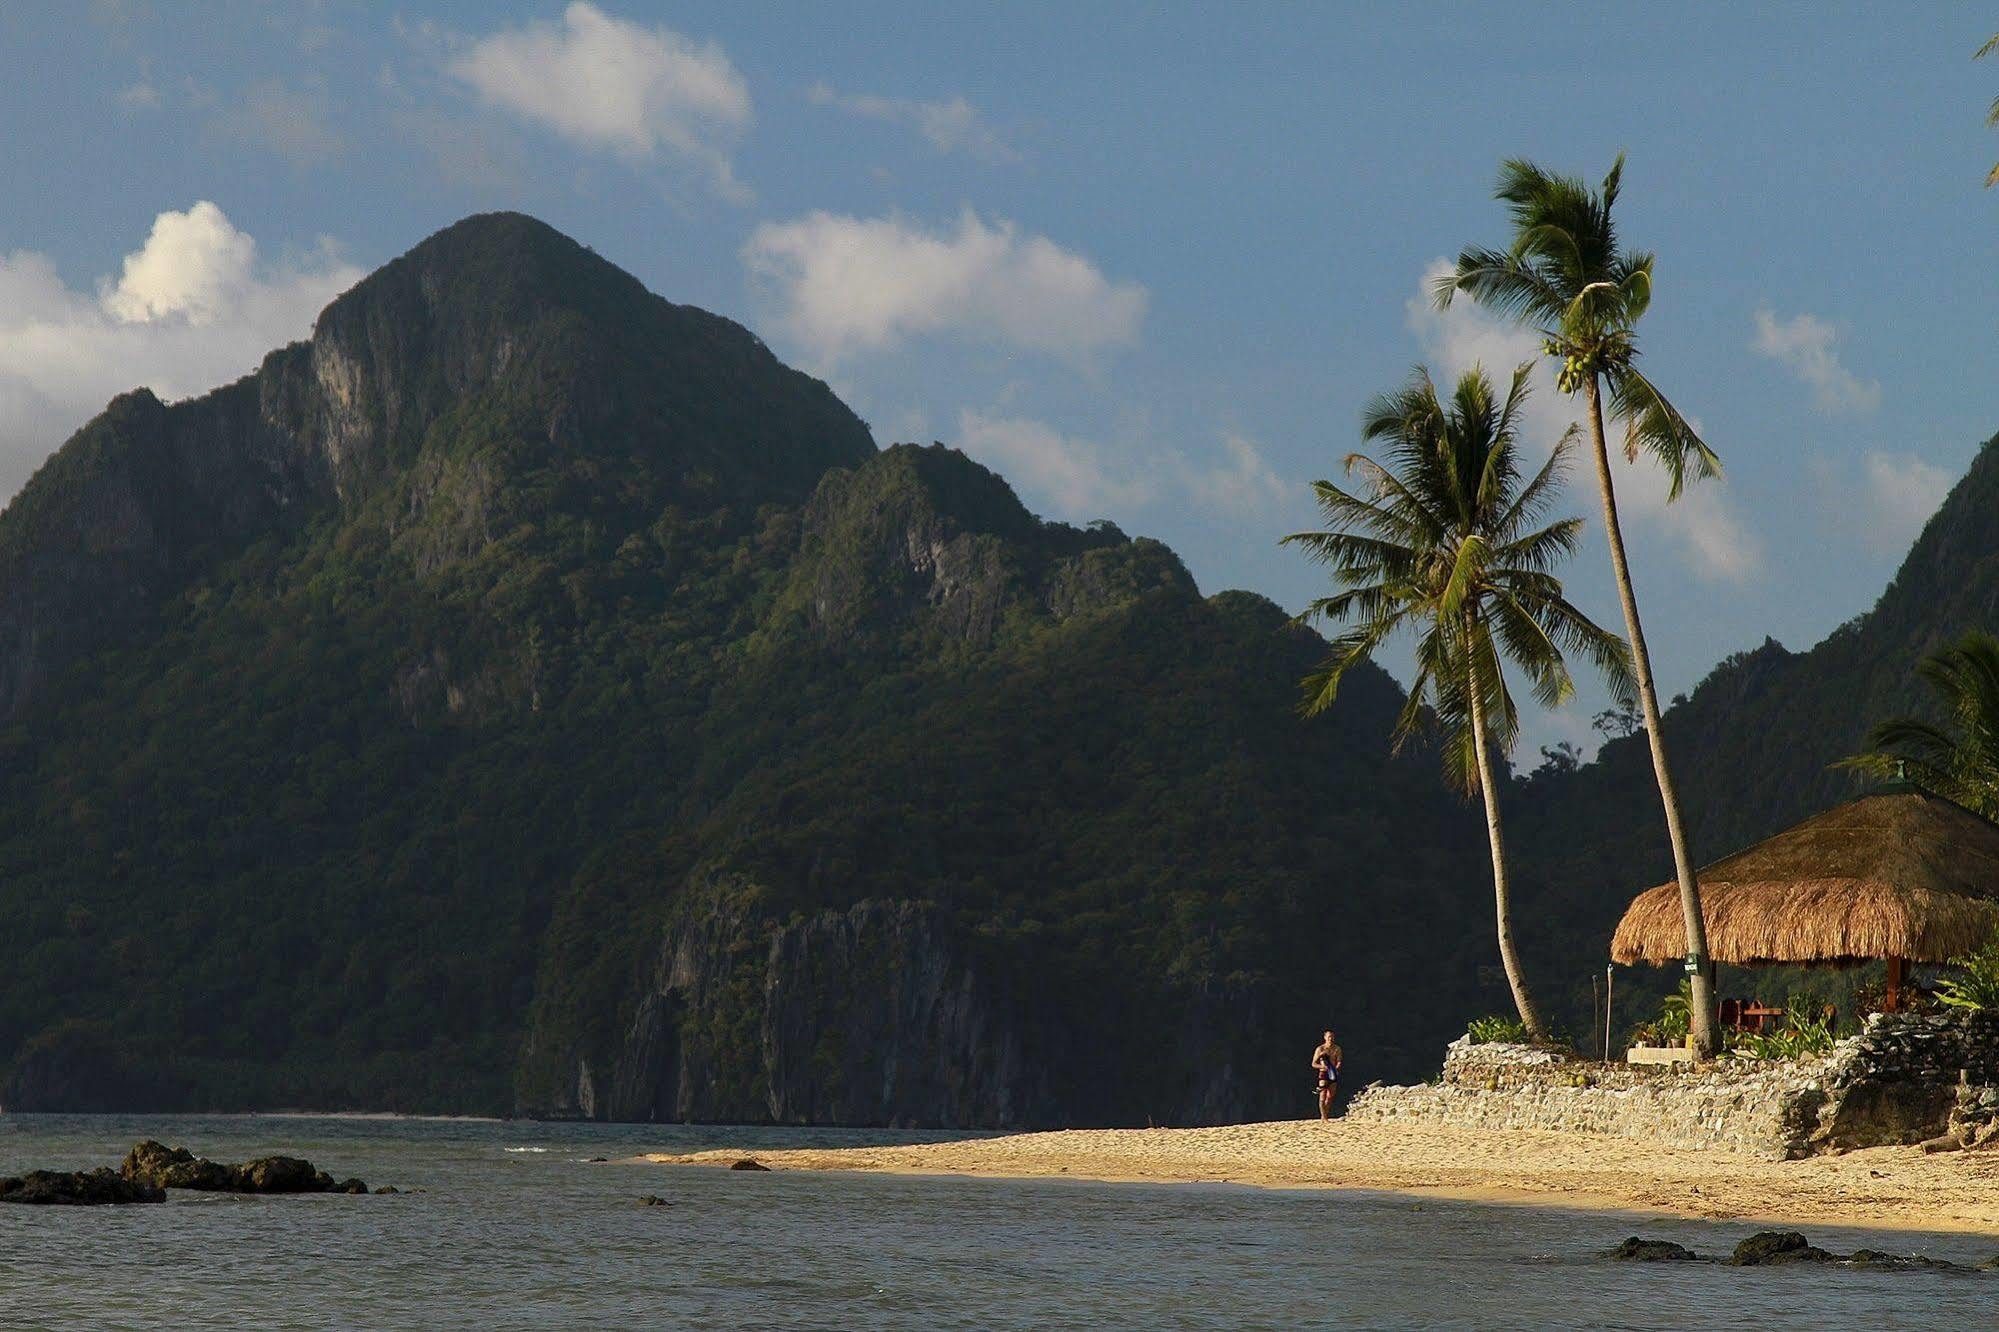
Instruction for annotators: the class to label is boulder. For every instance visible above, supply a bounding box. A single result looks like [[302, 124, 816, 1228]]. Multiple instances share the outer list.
[[0, 1168, 164, 1205], [120, 1140, 236, 1190], [1605, 1237, 1698, 1261], [639, 1194, 669, 1206], [238, 1156, 325, 1193], [728, 1158, 771, 1172], [119, 1141, 367, 1195], [1730, 1231, 1835, 1265]]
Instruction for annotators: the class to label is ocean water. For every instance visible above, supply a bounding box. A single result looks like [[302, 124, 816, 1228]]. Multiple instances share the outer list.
[[1, 1114, 1994, 1330]]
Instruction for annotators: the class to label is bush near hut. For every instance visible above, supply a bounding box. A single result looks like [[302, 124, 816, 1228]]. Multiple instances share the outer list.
[[1465, 1015, 1529, 1045], [1937, 928, 1999, 1012]]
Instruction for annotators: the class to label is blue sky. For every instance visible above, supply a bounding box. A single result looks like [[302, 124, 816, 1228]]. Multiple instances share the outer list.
[[5, 3, 1999, 757]]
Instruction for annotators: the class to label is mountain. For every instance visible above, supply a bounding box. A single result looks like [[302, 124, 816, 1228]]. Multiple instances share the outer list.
[[0, 213, 1496, 1124]]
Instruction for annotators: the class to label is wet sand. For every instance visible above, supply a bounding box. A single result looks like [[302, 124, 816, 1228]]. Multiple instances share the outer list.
[[644, 1118, 1999, 1236]]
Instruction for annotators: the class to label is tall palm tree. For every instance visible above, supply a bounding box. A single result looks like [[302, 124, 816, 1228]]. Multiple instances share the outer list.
[[1436, 157, 1727, 1057], [1284, 364, 1631, 1040], [1843, 632, 1999, 816]]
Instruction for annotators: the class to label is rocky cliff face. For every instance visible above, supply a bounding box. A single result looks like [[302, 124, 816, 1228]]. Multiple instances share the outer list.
[[532, 897, 1042, 1126]]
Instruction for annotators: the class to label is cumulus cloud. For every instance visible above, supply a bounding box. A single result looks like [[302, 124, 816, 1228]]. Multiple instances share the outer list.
[[100, 200, 257, 324], [1405, 258, 1760, 584], [745, 208, 1145, 364], [116, 80, 161, 110], [0, 202, 362, 500], [1752, 307, 1880, 415], [807, 82, 1018, 162], [446, 2, 752, 200]]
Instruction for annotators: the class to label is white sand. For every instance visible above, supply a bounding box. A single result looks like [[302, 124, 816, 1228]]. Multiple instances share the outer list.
[[644, 1118, 1999, 1236]]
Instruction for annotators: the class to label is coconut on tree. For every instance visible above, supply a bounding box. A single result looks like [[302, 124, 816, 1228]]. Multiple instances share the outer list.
[[1436, 157, 1727, 1057], [1285, 363, 1632, 1041]]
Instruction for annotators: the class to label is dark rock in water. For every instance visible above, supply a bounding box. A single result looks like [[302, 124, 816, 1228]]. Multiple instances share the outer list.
[[373, 1186, 401, 1196], [1605, 1237, 1698, 1261], [119, 1141, 367, 1195], [639, 1194, 669, 1206], [1730, 1231, 1835, 1266], [728, 1158, 771, 1172], [239, 1156, 327, 1193], [586, 1157, 609, 1163], [1846, 1249, 1963, 1272], [0, 1168, 165, 1205]]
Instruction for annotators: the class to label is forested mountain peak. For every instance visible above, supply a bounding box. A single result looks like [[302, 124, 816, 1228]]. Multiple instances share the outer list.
[[0, 213, 872, 720]]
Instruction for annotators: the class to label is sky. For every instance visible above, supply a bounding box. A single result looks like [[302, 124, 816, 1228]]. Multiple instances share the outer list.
[[4, 3, 1999, 759]]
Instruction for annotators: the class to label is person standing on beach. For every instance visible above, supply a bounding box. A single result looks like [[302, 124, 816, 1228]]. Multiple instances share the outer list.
[[1311, 1030, 1342, 1120]]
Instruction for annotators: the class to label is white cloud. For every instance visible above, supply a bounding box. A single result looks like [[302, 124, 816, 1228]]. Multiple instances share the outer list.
[[0, 202, 362, 501], [952, 409, 1295, 529], [1190, 434, 1292, 519], [956, 408, 1155, 518], [1818, 450, 1956, 555], [1405, 258, 1760, 584], [745, 208, 1145, 364], [1751, 307, 1880, 415], [100, 201, 256, 325], [807, 82, 1018, 162], [116, 80, 161, 110], [447, 2, 751, 201]]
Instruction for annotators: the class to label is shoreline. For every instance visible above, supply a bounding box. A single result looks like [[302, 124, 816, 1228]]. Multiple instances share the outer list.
[[641, 1118, 1999, 1237]]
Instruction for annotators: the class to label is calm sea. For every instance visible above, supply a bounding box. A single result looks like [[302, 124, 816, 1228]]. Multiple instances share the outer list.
[[0, 1113, 1993, 1330]]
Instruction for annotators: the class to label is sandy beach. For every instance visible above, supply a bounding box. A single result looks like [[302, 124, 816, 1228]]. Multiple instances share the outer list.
[[645, 1119, 1999, 1236]]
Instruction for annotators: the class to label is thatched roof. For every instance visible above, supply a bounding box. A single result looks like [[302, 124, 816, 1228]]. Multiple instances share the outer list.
[[1610, 787, 1999, 966]]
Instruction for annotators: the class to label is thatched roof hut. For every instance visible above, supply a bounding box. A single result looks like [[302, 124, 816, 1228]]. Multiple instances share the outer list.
[[1611, 787, 1999, 968]]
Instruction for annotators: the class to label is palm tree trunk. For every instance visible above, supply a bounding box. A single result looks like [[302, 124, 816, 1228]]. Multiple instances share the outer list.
[[1582, 377, 1720, 1058], [1466, 648, 1548, 1041]]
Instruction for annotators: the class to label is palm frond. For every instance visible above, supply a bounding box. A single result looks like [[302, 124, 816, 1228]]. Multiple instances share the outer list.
[[1605, 364, 1722, 497]]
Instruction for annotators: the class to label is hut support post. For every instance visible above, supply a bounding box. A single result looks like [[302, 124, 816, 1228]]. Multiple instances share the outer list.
[[1886, 956, 1907, 1012]]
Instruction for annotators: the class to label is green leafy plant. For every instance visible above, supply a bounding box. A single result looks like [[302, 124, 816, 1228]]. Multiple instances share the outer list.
[[1936, 929, 1999, 1012], [1731, 1011, 1836, 1060], [1656, 977, 1693, 1044], [1466, 1014, 1530, 1044]]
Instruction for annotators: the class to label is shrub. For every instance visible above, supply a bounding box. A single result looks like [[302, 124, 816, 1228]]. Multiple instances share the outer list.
[[1466, 1014, 1528, 1044], [1656, 978, 1693, 1043], [1730, 1011, 1836, 1061], [1936, 929, 1999, 1012]]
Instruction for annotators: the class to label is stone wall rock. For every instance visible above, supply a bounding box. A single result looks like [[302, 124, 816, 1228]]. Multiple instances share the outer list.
[[1347, 1013, 1999, 1159]]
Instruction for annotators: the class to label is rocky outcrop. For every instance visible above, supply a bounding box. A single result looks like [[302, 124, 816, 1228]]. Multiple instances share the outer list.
[[120, 1141, 367, 1194], [559, 896, 1047, 1127], [0, 1169, 164, 1205]]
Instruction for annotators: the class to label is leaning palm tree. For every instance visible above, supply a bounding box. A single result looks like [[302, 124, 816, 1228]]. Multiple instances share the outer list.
[[1842, 632, 1999, 816], [1436, 157, 1727, 1057], [1284, 364, 1632, 1040]]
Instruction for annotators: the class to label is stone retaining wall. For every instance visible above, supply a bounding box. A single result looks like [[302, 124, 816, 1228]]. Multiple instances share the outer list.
[[1345, 1011, 1999, 1159]]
